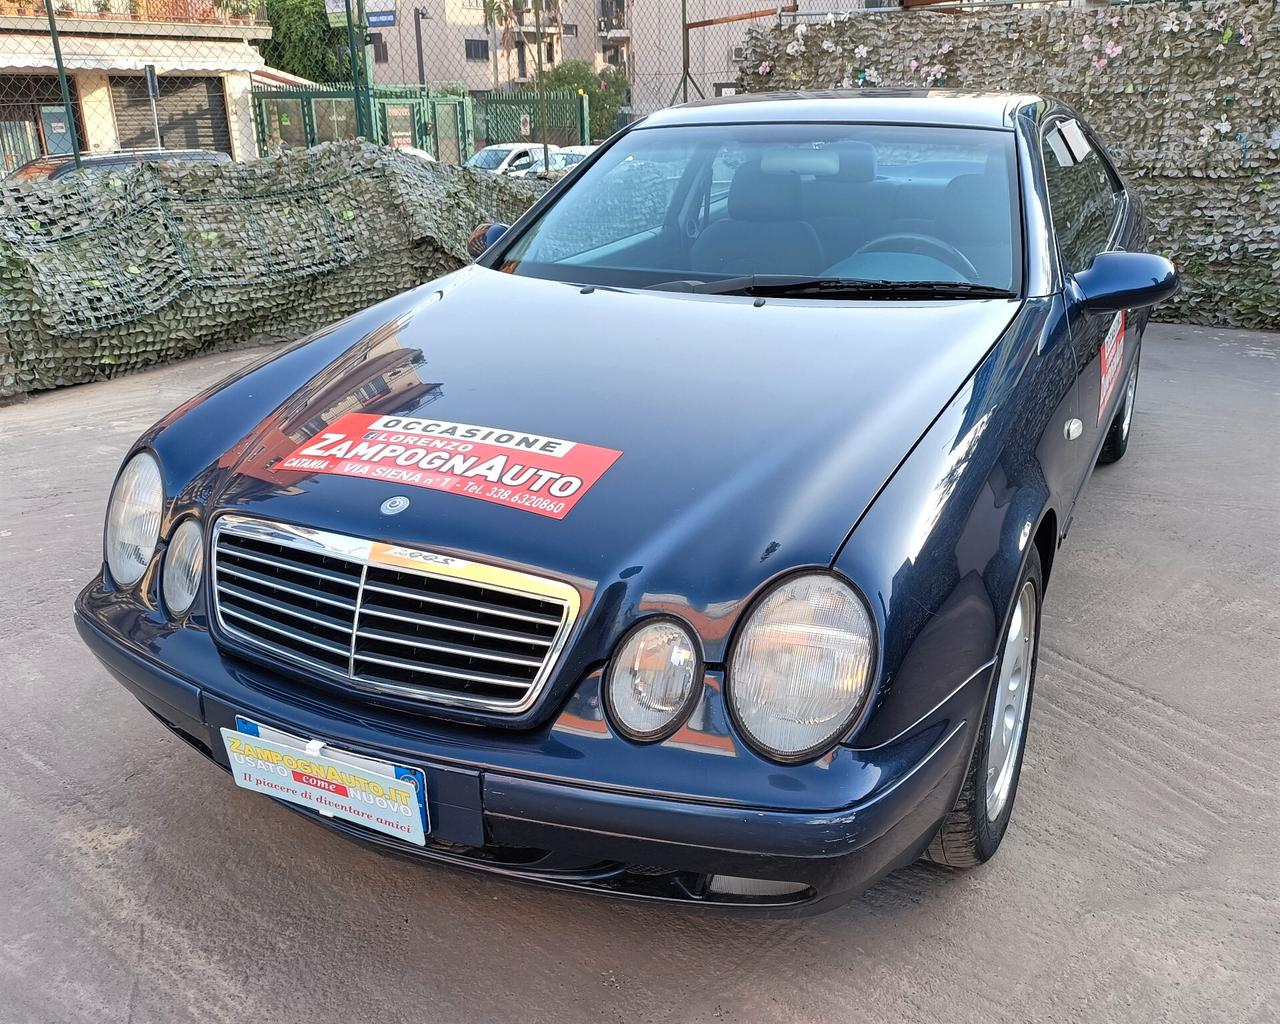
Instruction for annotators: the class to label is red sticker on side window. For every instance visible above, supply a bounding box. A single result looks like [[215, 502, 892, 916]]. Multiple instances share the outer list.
[[278, 414, 622, 520], [1098, 310, 1126, 425]]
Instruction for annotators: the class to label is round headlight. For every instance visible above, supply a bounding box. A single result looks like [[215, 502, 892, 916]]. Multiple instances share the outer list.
[[105, 452, 164, 588], [728, 573, 876, 763], [604, 618, 702, 742], [162, 519, 204, 616]]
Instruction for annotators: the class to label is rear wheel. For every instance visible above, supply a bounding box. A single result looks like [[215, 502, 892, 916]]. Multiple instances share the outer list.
[[926, 547, 1042, 868], [1098, 355, 1139, 465]]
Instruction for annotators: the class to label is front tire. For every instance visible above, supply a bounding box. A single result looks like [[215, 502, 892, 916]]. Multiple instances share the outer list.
[[926, 546, 1043, 868]]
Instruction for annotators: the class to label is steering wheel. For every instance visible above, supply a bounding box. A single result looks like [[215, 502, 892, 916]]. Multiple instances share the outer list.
[[852, 233, 981, 283]]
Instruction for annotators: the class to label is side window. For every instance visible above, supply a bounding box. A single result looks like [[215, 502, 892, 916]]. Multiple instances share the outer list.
[[1041, 119, 1122, 274], [510, 144, 691, 263]]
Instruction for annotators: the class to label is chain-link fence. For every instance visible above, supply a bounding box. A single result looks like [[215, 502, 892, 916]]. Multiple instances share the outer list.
[[0, 0, 887, 180]]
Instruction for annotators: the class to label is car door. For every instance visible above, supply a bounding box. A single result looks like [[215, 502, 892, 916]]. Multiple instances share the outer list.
[[1040, 116, 1131, 505], [505, 149, 535, 175]]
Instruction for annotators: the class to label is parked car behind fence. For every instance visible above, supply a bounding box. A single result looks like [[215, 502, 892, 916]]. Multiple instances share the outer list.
[[6, 148, 231, 182]]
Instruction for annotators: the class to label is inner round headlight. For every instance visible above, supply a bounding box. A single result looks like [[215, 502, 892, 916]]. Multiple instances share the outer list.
[[728, 573, 876, 763], [105, 452, 164, 588], [162, 519, 204, 616], [604, 618, 702, 742]]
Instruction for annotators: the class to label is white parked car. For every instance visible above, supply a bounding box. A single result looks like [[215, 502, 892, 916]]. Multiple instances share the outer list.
[[465, 142, 560, 175], [506, 145, 598, 179], [396, 146, 437, 163], [557, 144, 598, 167]]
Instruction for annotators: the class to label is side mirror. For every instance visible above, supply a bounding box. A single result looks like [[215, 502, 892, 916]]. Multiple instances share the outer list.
[[467, 222, 509, 259], [1072, 251, 1179, 313]]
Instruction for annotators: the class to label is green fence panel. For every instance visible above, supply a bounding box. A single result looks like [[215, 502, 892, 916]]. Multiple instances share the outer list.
[[251, 86, 474, 162], [482, 91, 588, 147]]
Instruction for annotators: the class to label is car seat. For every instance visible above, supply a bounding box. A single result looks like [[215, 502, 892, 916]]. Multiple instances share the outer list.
[[690, 160, 824, 276]]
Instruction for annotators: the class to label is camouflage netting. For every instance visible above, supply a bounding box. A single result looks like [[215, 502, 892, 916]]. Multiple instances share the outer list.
[[738, 0, 1279, 330], [0, 143, 549, 398]]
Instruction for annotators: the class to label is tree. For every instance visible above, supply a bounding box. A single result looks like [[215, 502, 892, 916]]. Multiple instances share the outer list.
[[483, 0, 518, 89], [259, 0, 345, 82], [538, 59, 628, 141]]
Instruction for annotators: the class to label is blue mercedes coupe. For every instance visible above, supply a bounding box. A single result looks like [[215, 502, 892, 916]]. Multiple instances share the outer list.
[[76, 91, 1178, 914]]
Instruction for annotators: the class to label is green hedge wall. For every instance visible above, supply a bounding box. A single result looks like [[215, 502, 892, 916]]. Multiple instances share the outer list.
[[0, 142, 547, 398], [737, 0, 1278, 330]]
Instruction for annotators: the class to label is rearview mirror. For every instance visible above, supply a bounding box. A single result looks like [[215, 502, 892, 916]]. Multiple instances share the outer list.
[[467, 222, 509, 259], [1072, 251, 1179, 313]]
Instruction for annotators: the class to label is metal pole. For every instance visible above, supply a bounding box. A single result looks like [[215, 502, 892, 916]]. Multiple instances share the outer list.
[[414, 8, 426, 85], [145, 65, 161, 148], [533, 0, 548, 169], [357, 0, 373, 135], [43, 0, 81, 168], [680, 0, 688, 102], [342, 0, 366, 137], [148, 91, 161, 148]]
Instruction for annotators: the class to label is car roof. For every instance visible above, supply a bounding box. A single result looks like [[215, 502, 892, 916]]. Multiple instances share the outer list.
[[7, 148, 227, 181], [484, 142, 560, 151], [640, 89, 1049, 131], [6, 156, 67, 180]]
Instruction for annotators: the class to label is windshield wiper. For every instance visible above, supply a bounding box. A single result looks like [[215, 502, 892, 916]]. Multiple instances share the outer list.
[[647, 275, 1015, 299]]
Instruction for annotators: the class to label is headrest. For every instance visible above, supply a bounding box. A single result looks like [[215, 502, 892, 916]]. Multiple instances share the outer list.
[[761, 147, 838, 176], [728, 160, 802, 221], [941, 173, 1011, 244], [832, 141, 876, 183]]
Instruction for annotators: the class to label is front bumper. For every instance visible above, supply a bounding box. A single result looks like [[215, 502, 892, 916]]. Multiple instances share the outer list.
[[75, 582, 986, 915]]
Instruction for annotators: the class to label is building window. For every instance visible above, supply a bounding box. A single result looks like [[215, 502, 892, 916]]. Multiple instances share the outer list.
[[372, 37, 389, 64], [545, 39, 555, 63], [562, 22, 577, 36], [464, 39, 490, 62]]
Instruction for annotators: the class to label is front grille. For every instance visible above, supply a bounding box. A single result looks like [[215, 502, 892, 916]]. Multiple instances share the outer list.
[[210, 516, 578, 713]]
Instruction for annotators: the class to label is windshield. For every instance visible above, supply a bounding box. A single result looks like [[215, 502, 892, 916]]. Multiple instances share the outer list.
[[497, 123, 1022, 295], [466, 147, 512, 170], [527, 152, 565, 172]]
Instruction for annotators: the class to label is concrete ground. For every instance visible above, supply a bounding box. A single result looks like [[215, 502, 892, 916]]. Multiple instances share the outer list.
[[0, 322, 1276, 1024]]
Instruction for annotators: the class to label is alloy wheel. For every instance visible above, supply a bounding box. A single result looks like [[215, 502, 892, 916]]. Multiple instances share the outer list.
[[985, 580, 1037, 821]]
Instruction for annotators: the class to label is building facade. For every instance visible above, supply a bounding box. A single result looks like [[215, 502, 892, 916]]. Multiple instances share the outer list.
[[369, 0, 617, 97], [368, 0, 815, 128], [0, 0, 269, 172]]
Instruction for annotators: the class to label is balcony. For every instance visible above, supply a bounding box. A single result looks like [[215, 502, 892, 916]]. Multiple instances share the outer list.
[[0, 0, 269, 31], [509, 2, 560, 36], [597, 0, 628, 37]]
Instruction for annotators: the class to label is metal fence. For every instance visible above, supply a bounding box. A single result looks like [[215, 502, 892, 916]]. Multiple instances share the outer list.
[[0, 0, 870, 179]]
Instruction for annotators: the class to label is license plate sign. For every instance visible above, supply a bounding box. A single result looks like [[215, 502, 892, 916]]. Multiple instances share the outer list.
[[220, 717, 428, 846]]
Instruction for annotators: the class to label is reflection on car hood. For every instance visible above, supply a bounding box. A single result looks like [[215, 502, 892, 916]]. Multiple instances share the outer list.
[[214, 265, 1019, 641]]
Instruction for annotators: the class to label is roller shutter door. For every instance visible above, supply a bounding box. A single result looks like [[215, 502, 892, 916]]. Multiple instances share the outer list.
[[109, 75, 231, 154]]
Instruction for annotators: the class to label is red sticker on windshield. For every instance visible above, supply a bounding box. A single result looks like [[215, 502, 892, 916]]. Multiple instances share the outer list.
[[1098, 310, 1125, 425], [278, 414, 622, 520]]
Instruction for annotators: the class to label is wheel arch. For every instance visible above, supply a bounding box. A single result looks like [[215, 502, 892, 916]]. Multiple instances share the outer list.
[[1032, 505, 1059, 588]]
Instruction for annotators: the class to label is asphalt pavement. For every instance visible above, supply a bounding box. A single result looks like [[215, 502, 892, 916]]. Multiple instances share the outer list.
[[0, 322, 1276, 1024]]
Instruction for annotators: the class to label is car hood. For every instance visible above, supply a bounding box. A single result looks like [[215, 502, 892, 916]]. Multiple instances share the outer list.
[[211, 266, 1018, 656]]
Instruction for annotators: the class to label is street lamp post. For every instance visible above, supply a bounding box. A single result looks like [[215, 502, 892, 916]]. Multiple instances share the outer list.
[[414, 6, 429, 85]]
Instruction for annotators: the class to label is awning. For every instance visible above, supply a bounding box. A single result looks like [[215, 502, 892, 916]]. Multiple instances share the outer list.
[[0, 34, 264, 74], [251, 64, 314, 88]]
